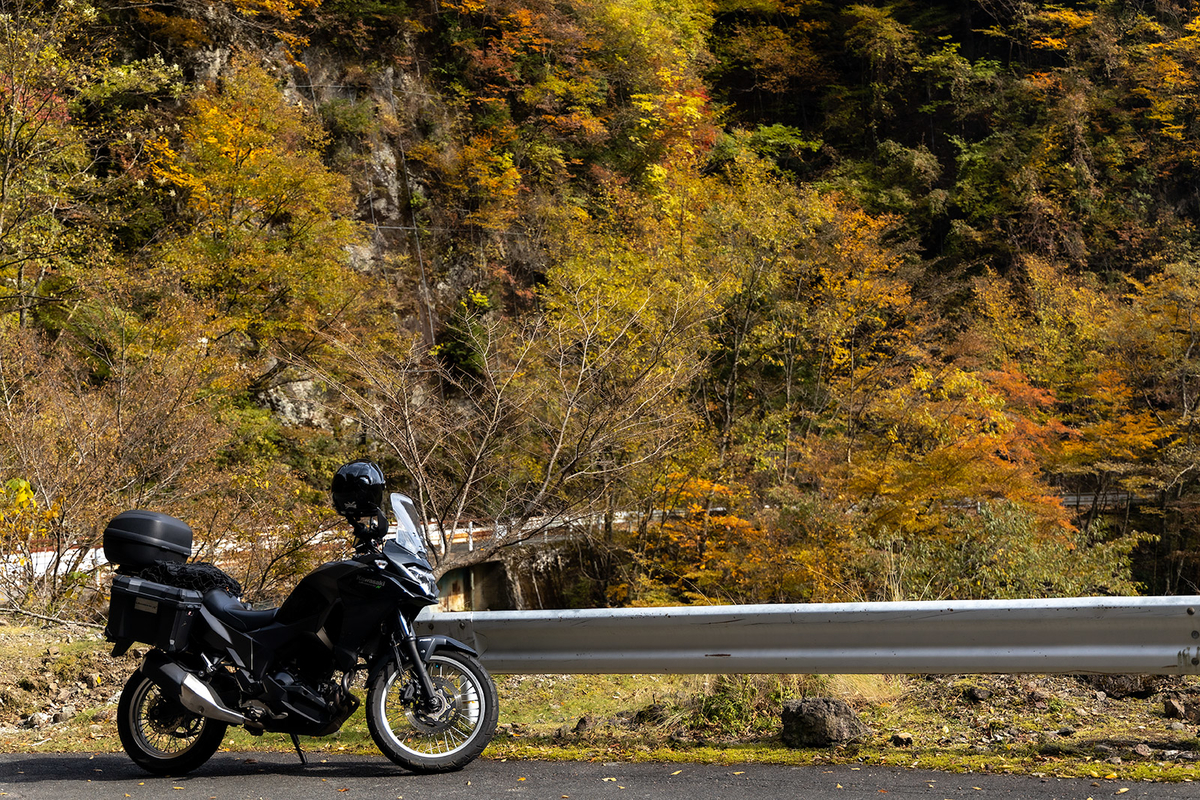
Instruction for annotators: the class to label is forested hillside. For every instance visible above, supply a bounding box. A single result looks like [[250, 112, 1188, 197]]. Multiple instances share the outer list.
[[2, 0, 1199, 613]]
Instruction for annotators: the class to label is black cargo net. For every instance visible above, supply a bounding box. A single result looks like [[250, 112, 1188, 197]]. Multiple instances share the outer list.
[[137, 561, 243, 597]]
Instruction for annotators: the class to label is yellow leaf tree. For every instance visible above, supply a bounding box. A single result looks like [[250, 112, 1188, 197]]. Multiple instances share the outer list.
[[149, 56, 371, 390]]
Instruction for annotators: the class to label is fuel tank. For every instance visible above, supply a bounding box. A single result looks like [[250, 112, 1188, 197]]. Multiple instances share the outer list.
[[272, 559, 397, 656]]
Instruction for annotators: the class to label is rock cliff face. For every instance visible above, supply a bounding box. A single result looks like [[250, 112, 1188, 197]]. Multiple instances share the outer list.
[[131, 6, 574, 365], [279, 42, 517, 349], [286, 50, 425, 268], [169, 36, 475, 426]]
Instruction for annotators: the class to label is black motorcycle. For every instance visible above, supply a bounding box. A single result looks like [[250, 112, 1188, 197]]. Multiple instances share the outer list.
[[102, 462, 497, 775]]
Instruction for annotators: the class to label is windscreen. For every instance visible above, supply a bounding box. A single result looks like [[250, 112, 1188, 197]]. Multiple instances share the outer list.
[[389, 492, 427, 557]]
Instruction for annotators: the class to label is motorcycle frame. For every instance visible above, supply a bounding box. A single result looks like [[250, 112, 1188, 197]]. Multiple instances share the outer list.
[[131, 545, 478, 737]]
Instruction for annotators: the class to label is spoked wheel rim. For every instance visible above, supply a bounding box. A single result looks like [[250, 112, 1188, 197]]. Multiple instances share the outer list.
[[127, 677, 210, 758], [377, 655, 486, 758]]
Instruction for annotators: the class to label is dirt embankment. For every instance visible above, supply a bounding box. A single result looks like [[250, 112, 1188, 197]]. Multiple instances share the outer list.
[[0, 617, 139, 729]]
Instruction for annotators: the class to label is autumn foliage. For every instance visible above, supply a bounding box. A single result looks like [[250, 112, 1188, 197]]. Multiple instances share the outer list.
[[7, 0, 1200, 614]]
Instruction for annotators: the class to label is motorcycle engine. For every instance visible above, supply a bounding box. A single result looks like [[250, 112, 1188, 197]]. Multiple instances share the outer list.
[[257, 668, 358, 734], [265, 671, 330, 720]]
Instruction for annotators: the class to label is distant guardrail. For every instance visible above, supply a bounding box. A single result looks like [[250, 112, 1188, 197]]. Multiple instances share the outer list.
[[418, 596, 1200, 676]]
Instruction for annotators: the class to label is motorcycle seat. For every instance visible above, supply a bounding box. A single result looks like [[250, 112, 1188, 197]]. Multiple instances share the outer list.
[[203, 589, 278, 632]]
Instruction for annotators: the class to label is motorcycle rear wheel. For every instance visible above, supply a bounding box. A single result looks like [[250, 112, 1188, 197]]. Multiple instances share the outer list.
[[366, 650, 498, 773], [117, 668, 228, 775]]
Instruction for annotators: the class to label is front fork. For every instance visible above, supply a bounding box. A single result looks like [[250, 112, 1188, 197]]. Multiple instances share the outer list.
[[392, 612, 443, 714]]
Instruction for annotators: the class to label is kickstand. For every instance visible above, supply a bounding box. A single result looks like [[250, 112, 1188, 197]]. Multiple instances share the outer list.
[[290, 733, 308, 766]]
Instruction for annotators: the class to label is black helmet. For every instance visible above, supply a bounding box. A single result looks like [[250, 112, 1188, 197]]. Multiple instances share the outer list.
[[331, 460, 386, 518]]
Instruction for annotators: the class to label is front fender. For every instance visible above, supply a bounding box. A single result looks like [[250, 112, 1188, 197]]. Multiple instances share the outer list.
[[416, 634, 478, 663], [368, 634, 479, 684]]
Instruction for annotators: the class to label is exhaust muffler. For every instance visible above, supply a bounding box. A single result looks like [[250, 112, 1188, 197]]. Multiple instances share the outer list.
[[141, 651, 246, 725]]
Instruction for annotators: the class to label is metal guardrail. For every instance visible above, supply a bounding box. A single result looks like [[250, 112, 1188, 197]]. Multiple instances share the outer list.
[[417, 596, 1200, 676]]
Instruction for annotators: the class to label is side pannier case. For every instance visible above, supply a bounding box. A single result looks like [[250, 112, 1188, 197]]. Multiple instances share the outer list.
[[103, 510, 192, 569], [106, 576, 202, 652]]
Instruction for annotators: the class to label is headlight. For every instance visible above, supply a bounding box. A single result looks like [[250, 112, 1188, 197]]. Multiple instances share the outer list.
[[399, 563, 438, 598]]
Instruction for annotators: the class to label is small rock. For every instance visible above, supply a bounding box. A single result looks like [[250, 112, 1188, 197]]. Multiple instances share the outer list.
[[891, 732, 914, 747], [573, 716, 595, 734], [1079, 674, 1160, 699], [51, 705, 78, 725], [1057, 727, 1076, 737], [1134, 743, 1153, 758], [1169, 722, 1187, 732], [92, 708, 113, 723], [22, 712, 50, 729], [965, 686, 993, 703], [85, 673, 101, 689], [633, 704, 665, 726], [1107, 756, 1123, 765], [1165, 698, 1186, 719]]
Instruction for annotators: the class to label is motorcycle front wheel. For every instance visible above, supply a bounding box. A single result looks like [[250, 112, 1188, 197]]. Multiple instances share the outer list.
[[117, 668, 227, 775], [366, 650, 499, 773]]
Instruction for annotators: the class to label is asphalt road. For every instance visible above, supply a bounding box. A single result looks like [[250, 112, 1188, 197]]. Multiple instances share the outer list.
[[2, 753, 1199, 800]]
